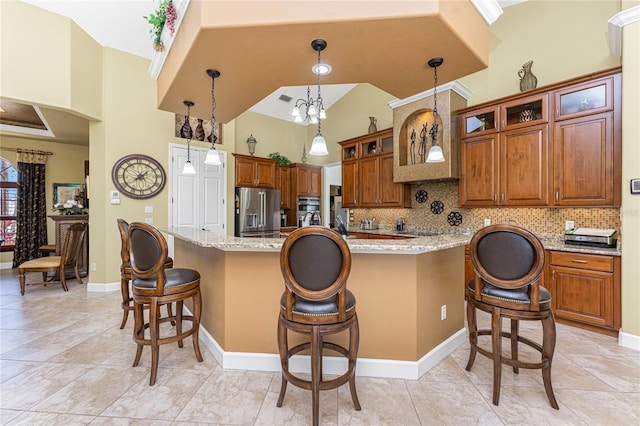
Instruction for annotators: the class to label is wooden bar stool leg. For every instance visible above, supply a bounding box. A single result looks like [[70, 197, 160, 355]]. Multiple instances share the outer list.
[[276, 317, 288, 407], [149, 300, 160, 386], [311, 326, 321, 426], [349, 315, 361, 411], [491, 307, 503, 406], [192, 289, 203, 362], [132, 301, 145, 367], [511, 319, 519, 374], [542, 313, 559, 409], [176, 300, 184, 348], [465, 301, 478, 371], [120, 278, 130, 329]]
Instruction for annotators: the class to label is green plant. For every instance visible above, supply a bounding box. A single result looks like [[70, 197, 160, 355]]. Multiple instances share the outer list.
[[143, 0, 168, 52], [268, 152, 291, 165]]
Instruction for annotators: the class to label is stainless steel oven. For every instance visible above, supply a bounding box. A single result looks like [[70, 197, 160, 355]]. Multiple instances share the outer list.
[[297, 197, 320, 226]]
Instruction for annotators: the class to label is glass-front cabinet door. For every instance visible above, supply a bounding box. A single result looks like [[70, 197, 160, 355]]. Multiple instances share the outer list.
[[460, 105, 498, 139], [554, 76, 613, 120], [500, 94, 548, 131]]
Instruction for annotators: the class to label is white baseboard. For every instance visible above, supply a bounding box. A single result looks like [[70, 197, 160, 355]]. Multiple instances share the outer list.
[[0, 262, 14, 269], [197, 318, 466, 380], [86, 281, 120, 292], [619, 331, 640, 351]]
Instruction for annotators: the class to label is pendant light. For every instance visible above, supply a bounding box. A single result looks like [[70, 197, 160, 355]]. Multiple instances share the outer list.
[[182, 100, 196, 175], [204, 69, 222, 166], [308, 39, 329, 156], [426, 57, 445, 163]]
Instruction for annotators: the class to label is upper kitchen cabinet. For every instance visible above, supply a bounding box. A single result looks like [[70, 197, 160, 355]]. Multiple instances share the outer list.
[[339, 128, 410, 208], [458, 67, 621, 208], [234, 154, 276, 189], [276, 165, 292, 209], [290, 163, 321, 199], [552, 73, 621, 207]]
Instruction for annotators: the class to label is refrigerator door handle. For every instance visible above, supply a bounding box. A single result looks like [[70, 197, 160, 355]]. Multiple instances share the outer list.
[[260, 191, 265, 228]]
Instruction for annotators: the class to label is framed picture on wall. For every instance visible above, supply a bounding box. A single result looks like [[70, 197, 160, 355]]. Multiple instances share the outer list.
[[53, 183, 84, 205], [174, 113, 222, 145]]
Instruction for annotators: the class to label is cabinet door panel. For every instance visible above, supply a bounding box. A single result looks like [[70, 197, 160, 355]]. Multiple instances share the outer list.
[[276, 166, 291, 209], [309, 168, 321, 197], [255, 160, 276, 188], [501, 125, 549, 205], [460, 135, 499, 206], [235, 158, 256, 187], [554, 112, 612, 205], [341, 161, 358, 208], [551, 266, 613, 327], [379, 154, 402, 206], [358, 157, 379, 207]]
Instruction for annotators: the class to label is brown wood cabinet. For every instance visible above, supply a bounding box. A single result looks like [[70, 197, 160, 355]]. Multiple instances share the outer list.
[[233, 154, 276, 188], [339, 128, 410, 208], [290, 164, 321, 198], [48, 214, 89, 277], [276, 165, 291, 209], [548, 250, 621, 337], [458, 67, 621, 208]]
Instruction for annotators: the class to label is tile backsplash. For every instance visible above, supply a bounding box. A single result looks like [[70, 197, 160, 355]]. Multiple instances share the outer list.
[[350, 180, 621, 236]]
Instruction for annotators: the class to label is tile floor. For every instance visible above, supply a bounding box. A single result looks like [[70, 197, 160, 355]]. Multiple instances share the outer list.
[[1, 268, 639, 425]]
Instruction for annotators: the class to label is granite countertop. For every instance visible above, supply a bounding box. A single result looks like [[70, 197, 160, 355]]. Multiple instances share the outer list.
[[166, 227, 621, 257]]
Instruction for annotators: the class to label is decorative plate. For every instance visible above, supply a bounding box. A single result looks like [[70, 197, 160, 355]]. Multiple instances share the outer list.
[[415, 189, 428, 203], [447, 211, 463, 226], [430, 200, 444, 214]]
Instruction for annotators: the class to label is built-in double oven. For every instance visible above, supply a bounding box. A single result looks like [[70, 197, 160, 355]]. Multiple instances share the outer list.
[[297, 197, 320, 227]]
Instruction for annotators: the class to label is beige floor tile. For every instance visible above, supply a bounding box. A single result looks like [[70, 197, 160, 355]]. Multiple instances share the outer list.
[[0, 359, 39, 383], [0, 409, 23, 424], [0, 330, 92, 362], [407, 380, 502, 425], [0, 329, 48, 355], [177, 369, 274, 424], [32, 365, 149, 415], [526, 353, 614, 391], [571, 354, 640, 392], [102, 369, 210, 421], [89, 417, 173, 425], [256, 388, 338, 426], [337, 377, 420, 425], [419, 357, 471, 384], [556, 389, 640, 425], [5, 411, 95, 425], [0, 362, 93, 410]]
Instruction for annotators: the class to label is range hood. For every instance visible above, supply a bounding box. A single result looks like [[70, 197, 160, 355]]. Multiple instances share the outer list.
[[389, 81, 471, 183]]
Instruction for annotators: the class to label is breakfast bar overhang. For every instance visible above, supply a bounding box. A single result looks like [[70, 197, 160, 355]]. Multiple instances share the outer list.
[[167, 227, 467, 379]]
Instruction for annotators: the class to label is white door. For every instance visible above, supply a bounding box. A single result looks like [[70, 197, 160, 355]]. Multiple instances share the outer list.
[[170, 144, 226, 233]]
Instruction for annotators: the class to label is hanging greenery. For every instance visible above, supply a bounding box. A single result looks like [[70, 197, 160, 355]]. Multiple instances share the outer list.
[[143, 0, 175, 52]]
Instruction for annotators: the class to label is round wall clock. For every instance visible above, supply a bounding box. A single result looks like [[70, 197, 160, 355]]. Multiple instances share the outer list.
[[111, 154, 166, 199]]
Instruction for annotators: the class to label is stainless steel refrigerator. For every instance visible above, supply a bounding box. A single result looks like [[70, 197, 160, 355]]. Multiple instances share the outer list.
[[234, 187, 281, 237]]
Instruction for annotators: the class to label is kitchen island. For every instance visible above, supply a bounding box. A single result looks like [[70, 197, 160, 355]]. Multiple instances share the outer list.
[[166, 227, 468, 379]]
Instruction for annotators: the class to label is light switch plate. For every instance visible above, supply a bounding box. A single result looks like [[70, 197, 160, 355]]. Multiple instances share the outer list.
[[144, 218, 154, 224], [145, 206, 153, 213]]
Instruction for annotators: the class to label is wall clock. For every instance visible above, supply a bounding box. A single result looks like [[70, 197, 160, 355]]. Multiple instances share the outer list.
[[111, 154, 166, 199]]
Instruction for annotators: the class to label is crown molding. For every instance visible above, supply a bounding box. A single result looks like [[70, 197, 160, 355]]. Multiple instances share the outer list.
[[608, 5, 640, 56], [470, 0, 504, 25], [388, 81, 473, 109]]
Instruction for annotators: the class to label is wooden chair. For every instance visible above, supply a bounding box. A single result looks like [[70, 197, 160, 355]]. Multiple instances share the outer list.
[[18, 222, 87, 295], [128, 222, 203, 385], [277, 226, 361, 426], [466, 224, 558, 409], [117, 219, 173, 329]]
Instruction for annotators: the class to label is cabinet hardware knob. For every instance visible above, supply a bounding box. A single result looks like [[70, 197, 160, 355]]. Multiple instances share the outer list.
[[502, 193, 505, 202], [494, 194, 497, 202], [552, 271, 555, 280], [571, 259, 588, 264], [555, 191, 559, 201]]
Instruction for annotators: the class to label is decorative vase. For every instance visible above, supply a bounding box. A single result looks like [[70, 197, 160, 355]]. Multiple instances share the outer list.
[[368, 116, 377, 133], [518, 61, 537, 92], [194, 119, 205, 141]]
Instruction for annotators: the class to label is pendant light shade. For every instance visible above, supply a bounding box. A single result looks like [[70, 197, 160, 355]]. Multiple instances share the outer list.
[[204, 68, 222, 166], [181, 100, 197, 174], [309, 133, 329, 156], [426, 57, 445, 164]]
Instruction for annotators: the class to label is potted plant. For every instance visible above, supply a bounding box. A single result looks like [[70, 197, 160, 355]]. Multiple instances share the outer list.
[[143, 0, 177, 52], [268, 152, 292, 165]]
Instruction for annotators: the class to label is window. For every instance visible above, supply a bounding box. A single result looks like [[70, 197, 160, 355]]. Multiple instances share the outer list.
[[0, 158, 18, 251]]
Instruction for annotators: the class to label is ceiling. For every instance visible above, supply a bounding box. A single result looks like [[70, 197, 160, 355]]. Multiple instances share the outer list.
[[2, 0, 524, 146]]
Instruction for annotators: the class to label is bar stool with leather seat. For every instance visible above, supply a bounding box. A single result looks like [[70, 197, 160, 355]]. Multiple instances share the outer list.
[[277, 226, 361, 426], [18, 222, 87, 295], [128, 222, 203, 385], [117, 219, 173, 329], [466, 224, 558, 409]]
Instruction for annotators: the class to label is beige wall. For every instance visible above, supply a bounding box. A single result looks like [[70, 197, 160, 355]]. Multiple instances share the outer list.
[[620, 0, 640, 336]]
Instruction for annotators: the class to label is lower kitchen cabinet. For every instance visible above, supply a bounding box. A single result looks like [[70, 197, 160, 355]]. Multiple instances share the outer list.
[[548, 250, 621, 337]]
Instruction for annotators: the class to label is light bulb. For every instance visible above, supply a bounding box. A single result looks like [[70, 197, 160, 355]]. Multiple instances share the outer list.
[[426, 145, 445, 163], [308, 105, 317, 116]]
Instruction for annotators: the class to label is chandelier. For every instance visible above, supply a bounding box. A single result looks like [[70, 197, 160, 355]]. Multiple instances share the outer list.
[[291, 39, 330, 156]]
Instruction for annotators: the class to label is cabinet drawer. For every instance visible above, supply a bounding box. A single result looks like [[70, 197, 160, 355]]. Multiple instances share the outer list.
[[549, 251, 613, 272]]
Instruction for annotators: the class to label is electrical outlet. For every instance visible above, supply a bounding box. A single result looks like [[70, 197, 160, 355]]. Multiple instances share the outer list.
[[145, 206, 153, 213], [565, 220, 575, 231], [441, 304, 447, 320], [145, 217, 154, 224], [90, 263, 96, 271], [484, 218, 491, 227]]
